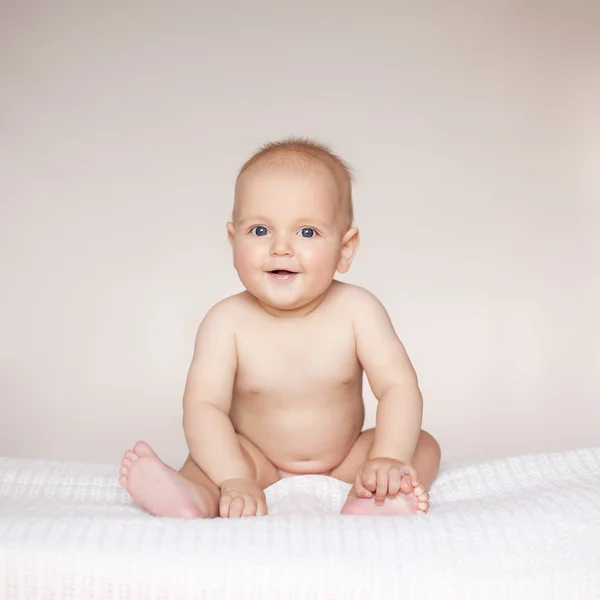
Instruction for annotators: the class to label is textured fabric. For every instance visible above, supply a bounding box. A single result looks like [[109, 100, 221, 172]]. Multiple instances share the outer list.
[[1, 447, 599, 599]]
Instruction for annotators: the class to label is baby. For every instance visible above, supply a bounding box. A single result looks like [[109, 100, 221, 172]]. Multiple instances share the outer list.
[[120, 138, 441, 518]]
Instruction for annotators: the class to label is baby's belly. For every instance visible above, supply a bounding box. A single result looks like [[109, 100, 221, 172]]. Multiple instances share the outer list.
[[230, 394, 365, 474]]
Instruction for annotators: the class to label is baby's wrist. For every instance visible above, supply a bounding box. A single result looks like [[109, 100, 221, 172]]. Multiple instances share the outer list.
[[368, 448, 411, 464], [219, 476, 259, 491], [221, 476, 250, 483]]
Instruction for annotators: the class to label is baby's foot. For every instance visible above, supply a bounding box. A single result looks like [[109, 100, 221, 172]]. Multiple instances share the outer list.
[[341, 484, 430, 516], [119, 441, 216, 518]]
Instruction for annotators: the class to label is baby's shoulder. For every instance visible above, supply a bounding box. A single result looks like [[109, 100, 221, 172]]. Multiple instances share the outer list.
[[197, 291, 256, 329], [329, 281, 385, 312], [327, 282, 393, 329], [329, 282, 395, 336]]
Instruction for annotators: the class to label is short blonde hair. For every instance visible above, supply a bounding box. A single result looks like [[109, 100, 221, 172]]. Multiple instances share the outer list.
[[234, 137, 354, 227]]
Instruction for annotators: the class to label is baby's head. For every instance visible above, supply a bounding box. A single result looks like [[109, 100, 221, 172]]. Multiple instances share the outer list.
[[227, 138, 359, 316]]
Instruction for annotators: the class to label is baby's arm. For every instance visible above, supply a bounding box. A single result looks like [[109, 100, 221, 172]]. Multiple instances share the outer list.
[[182, 303, 252, 487], [353, 288, 423, 498]]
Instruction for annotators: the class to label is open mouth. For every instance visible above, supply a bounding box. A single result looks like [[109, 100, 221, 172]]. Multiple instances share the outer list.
[[267, 269, 299, 281]]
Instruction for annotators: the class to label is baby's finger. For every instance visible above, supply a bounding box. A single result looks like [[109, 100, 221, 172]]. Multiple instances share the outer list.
[[375, 469, 388, 504], [256, 498, 268, 517], [219, 495, 232, 518], [387, 467, 402, 497], [242, 497, 257, 518], [229, 496, 245, 519], [354, 473, 373, 498], [400, 474, 414, 494], [361, 468, 378, 494], [401, 465, 419, 487]]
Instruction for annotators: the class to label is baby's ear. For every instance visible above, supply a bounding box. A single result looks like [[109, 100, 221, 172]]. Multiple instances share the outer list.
[[226, 222, 235, 248], [337, 227, 360, 273]]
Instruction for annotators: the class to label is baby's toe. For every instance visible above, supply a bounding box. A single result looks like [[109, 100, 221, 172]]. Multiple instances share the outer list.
[[417, 491, 429, 503], [133, 441, 155, 458], [122, 458, 132, 469], [413, 485, 426, 496], [119, 466, 128, 476], [125, 450, 138, 463], [119, 475, 127, 487]]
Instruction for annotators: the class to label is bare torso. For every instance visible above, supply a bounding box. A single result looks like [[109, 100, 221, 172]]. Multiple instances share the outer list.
[[120, 280, 437, 520], [229, 282, 365, 473]]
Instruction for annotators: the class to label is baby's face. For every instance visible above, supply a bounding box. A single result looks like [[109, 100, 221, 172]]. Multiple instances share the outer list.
[[229, 164, 350, 314]]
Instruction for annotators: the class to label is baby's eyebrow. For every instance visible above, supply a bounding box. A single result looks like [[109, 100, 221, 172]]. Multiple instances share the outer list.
[[298, 220, 329, 230], [237, 216, 271, 226]]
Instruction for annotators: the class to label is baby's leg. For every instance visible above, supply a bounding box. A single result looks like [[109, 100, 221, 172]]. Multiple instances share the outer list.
[[119, 435, 280, 518], [330, 429, 441, 516]]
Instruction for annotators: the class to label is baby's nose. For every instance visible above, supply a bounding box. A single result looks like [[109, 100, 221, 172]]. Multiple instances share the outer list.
[[270, 234, 294, 256]]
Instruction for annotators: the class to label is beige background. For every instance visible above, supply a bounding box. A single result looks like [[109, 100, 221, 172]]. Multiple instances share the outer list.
[[1, 1, 599, 469]]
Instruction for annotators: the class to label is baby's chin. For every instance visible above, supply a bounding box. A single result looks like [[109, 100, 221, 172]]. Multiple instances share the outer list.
[[249, 288, 325, 316], [256, 293, 310, 312]]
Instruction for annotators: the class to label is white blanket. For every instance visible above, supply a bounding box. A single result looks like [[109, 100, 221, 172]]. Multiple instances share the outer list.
[[1, 447, 599, 599]]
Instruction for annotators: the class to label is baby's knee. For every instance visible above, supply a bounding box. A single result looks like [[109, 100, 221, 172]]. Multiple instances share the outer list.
[[420, 430, 441, 461]]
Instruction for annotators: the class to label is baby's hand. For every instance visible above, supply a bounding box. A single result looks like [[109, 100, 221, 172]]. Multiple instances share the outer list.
[[355, 458, 419, 505], [219, 477, 267, 518]]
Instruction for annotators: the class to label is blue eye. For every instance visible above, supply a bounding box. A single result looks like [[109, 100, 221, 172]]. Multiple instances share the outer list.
[[251, 226, 269, 236], [298, 228, 315, 238]]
